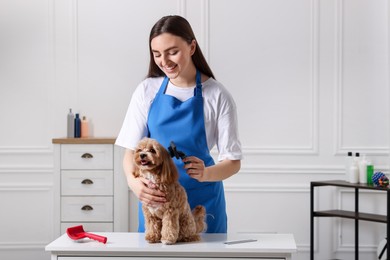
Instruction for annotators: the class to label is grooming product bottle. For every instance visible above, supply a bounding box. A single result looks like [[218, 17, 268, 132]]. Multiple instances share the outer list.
[[348, 160, 359, 183], [74, 113, 81, 138], [354, 152, 360, 163], [67, 109, 74, 138], [353, 152, 361, 183], [367, 162, 374, 185], [345, 151, 353, 181], [81, 116, 89, 138], [358, 154, 368, 184]]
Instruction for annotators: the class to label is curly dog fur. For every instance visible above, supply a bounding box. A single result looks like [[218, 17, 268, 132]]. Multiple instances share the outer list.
[[133, 137, 206, 244]]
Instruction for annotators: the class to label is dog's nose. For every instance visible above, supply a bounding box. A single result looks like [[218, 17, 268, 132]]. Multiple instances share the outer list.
[[140, 153, 147, 159]]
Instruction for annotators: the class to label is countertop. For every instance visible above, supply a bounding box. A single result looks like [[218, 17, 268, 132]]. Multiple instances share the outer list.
[[46, 232, 296, 258]]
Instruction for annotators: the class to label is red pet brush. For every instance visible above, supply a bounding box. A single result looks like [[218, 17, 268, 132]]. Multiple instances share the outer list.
[[66, 225, 107, 244]]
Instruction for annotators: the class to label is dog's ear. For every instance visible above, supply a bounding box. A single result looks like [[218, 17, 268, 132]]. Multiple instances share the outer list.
[[132, 167, 140, 178], [132, 149, 140, 178], [160, 146, 179, 184], [132, 161, 140, 178]]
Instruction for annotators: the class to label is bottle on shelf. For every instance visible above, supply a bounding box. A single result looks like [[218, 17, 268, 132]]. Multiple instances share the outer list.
[[355, 152, 360, 159], [67, 109, 74, 138], [358, 154, 368, 184], [353, 152, 361, 183], [349, 160, 359, 183], [345, 151, 353, 181], [74, 113, 81, 138], [367, 162, 374, 185], [81, 116, 89, 138]]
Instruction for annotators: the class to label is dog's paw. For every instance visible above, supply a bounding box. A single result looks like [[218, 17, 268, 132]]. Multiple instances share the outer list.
[[161, 239, 176, 245], [161, 233, 177, 245], [145, 233, 160, 243], [179, 234, 200, 243]]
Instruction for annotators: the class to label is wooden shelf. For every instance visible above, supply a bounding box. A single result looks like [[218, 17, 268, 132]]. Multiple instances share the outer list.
[[52, 137, 116, 144]]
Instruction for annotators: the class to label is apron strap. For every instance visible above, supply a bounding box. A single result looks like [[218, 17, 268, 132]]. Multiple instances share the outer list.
[[160, 70, 202, 97], [159, 76, 170, 95], [194, 69, 202, 97]]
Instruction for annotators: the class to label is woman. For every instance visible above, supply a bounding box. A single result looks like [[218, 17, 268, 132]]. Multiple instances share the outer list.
[[116, 15, 242, 233]]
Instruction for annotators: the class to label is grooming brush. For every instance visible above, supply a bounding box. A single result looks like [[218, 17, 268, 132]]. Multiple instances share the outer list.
[[66, 225, 107, 244]]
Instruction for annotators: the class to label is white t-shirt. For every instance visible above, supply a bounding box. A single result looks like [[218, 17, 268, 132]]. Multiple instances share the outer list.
[[115, 76, 242, 162]]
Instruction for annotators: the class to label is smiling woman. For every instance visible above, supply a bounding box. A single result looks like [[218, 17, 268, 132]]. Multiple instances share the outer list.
[[150, 33, 196, 85], [147, 15, 215, 84], [115, 15, 242, 234], [1, 0, 388, 259]]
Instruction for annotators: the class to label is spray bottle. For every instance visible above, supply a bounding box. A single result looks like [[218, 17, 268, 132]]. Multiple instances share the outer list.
[[67, 109, 74, 138]]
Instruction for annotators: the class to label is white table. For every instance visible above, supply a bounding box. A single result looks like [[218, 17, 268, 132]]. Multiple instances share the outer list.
[[46, 232, 296, 260]]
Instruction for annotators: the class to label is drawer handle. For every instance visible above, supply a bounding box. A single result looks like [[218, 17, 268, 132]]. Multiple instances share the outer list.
[[81, 179, 94, 185], [81, 153, 93, 159], [81, 205, 94, 211]]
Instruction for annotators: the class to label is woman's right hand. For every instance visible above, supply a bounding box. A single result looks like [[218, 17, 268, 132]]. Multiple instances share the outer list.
[[129, 175, 166, 207], [123, 149, 166, 207]]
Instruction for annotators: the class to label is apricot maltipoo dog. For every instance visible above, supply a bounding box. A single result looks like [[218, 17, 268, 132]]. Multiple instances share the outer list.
[[133, 138, 206, 244]]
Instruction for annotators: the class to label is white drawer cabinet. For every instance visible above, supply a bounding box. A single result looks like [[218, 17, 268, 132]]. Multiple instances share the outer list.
[[60, 222, 113, 233], [61, 196, 114, 222], [61, 144, 113, 169], [61, 170, 113, 196], [53, 138, 128, 237]]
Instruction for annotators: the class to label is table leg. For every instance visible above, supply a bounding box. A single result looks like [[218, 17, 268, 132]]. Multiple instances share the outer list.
[[310, 183, 314, 260], [355, 188, 358, 260], [387, 190, 389, 260]]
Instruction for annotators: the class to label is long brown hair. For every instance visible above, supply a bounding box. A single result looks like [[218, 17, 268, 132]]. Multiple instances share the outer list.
[[147, 15, 215, 79]]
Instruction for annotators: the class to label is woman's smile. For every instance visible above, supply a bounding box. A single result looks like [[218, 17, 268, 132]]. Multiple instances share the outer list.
[[164, 64, 177, 73]]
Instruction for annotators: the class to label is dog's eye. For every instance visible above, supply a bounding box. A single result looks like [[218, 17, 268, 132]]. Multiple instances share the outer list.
[[136, 149, 142, 153], [149, 148, 156, 154]]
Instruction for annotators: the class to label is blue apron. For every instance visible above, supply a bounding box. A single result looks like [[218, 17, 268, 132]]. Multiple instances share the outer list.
[[138, 70, 227, 233]]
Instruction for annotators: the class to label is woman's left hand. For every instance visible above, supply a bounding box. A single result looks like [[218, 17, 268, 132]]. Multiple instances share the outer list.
[[182, 156, 208, 182]]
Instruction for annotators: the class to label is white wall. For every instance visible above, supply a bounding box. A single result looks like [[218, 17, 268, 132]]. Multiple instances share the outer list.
[[0, 0, 389, 259]]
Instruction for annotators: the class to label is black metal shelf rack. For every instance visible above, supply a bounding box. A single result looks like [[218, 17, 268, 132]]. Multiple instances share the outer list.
[[310, 180, 390, 260]]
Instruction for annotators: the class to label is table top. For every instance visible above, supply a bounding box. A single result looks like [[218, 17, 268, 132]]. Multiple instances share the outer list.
[[46, 232, 296, 257]]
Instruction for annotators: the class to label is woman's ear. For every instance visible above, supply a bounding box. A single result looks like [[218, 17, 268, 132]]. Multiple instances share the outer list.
[[190, 40, 196, 56]]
